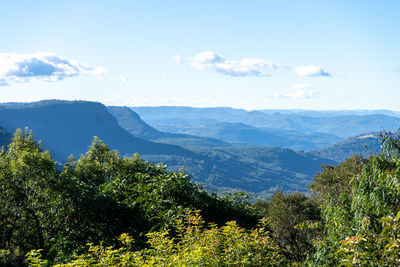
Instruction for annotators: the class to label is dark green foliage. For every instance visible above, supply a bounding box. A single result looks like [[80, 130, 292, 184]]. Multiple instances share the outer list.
[[257, 191, 320, 262], [310, 155, 366, 203], [0, 129, 57, 264]]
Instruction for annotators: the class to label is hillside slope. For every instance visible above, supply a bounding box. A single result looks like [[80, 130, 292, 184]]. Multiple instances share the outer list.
[[308, 133, 385, 162], [107, 106, 229, 147], [0, 127, 12, 148], [153, 121, 341, 150]]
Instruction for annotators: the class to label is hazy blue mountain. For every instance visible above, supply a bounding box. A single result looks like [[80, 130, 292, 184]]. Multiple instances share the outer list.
[[0, 100, 197, 161], [0, 127, 12, 148], [258, 109, 400, 118], [107, 106, 230, 147], [132, 106, 248, 122], [149, 121, 341, 150], [132, 106, 400, 138], [0, 102, 27, 107], [308, 132, 390, 163]]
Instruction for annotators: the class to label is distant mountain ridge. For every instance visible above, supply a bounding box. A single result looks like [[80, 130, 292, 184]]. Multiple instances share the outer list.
[[149, 121, 341, 150], [308, 132, 400, 163], [132, 106, 400, 138], [107, 106, 230, 147]]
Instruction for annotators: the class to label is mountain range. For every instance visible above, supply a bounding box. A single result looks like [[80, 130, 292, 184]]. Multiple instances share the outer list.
[[0, 100, 398, 195], [132, 106, 400, 139]]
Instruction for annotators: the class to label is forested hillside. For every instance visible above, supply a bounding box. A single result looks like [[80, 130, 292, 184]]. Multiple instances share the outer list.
[[150, 121, 341, 150], [309, 132, 383, 162]]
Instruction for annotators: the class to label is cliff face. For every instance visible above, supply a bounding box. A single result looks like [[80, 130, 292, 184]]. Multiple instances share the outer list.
[[0, 100, 195, 161]]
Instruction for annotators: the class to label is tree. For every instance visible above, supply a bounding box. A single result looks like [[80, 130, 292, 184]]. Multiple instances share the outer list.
[[310, 155, 365, 204], [0, 128, 57, 264], [265, 191, 320, 262], [311, 135, 400, 265]]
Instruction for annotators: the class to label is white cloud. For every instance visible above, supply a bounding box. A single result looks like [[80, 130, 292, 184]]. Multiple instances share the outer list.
[[0, 52, 106, 86], [275, 83, 315, 99], [294, 65, 330, 77], [173, 54, 181, 64], [120, 75, 127, 83], [189, 51, 286, 77]]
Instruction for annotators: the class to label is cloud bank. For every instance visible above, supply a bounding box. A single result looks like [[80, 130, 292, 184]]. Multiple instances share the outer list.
[[275, 83, 315, 99], [189, 51, 331, 78], [189, 51, 286, 77], [173, 54, 181, 64], [0, 52, 106, 86], [294, 65, 330, 77]]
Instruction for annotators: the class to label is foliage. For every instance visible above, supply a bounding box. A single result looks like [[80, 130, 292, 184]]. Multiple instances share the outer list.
[[0, 128, 57, 264], [257, 191, 320, 263], [310, 155, 365, 203], [310, 135, 400, 265], [0, 129, 259, 265], [28, 211, 284, 266], [5, 127, 400, 266]]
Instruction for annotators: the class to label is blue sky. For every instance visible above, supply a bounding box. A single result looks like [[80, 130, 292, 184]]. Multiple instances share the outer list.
[[1, 0, 399, 110]]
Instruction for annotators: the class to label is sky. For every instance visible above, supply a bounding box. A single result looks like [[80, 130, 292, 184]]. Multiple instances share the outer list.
[[0, 0, 400, 110]]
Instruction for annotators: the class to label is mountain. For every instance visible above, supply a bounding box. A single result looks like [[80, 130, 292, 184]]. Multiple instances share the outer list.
[[258, 109, 400, 118], [0, 100, 197, 161], [308, 132, 387, 163], [132, 106, 400, 138], [0, 127, 12, 148], [147, 121, 341, 150], [107, 106, 229, 147]]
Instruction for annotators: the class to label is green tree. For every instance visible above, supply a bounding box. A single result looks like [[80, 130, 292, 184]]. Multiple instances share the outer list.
[[264, 191, 320, 262], [311, 135, 400, 265], [0, 128, 57, 264]]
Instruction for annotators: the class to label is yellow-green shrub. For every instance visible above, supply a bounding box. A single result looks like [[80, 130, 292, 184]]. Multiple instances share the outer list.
[[27, 211, 284, 266]]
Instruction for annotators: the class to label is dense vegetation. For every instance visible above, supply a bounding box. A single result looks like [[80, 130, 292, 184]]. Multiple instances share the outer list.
[[1, 128, 400, 266], [0, 129, 258, 265]]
